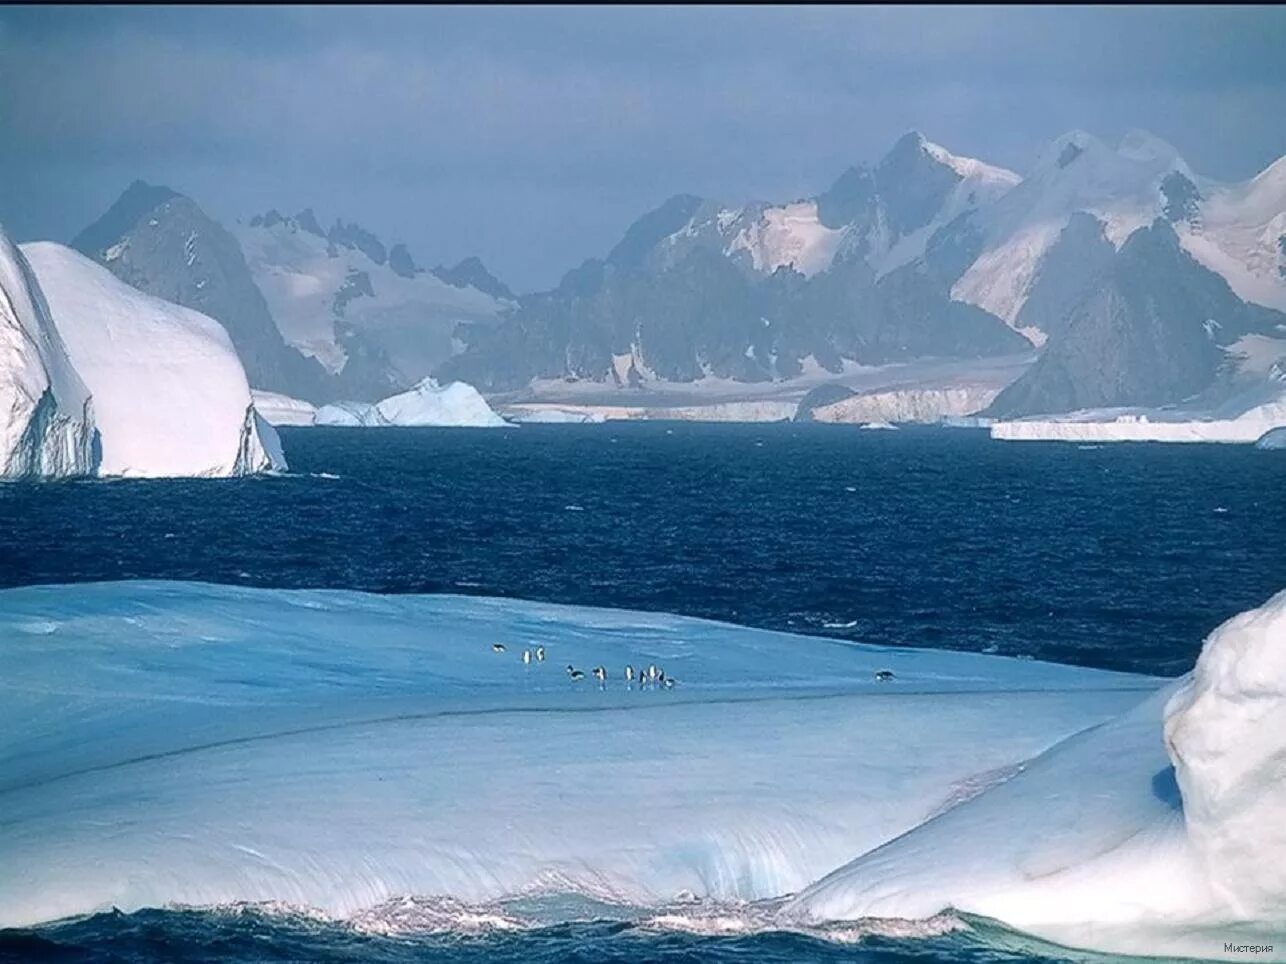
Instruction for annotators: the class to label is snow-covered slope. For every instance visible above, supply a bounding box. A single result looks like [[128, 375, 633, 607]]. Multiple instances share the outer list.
[[22, 243, 285, 477], [315, 378, 507, 427], [647, 133, 1020, 282], [952, 130, 1194, 328], [789, 589, 1286, 960], [0, 227, 96, 479], [235, 212, 511, 387], [1181, 155, 1286, 314]]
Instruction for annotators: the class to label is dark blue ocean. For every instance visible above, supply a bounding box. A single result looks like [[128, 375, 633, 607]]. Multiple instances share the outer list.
[[2, 423, 1283, 963]]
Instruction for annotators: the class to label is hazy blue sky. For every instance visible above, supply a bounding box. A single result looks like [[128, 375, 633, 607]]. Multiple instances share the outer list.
[[2, 5, 1284, 291]]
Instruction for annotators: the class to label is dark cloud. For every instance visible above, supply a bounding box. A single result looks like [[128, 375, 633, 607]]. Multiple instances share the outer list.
[[2, 5, 1284, 291]]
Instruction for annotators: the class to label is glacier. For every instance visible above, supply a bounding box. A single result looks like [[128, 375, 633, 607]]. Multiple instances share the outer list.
[[20, 243, 285, 477], [315, 378, 507, 427], [5, 579, 1284, 958]]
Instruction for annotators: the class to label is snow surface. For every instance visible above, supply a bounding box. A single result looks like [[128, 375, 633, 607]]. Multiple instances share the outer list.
[[0, 227, 95, 479], [724, 201, 846, 278], [790, 590, 1286, 961], [0, 580, 1157, 940], [875, 139, 1021, 278], [1182, 156, 1286, 313], [251, 390, 318, 427], [315, 378, 507, 427], [235, 220, 507, 379], [502, 406, 605, 424], [22, 243, 284, 477], [952, 130, 1193, 325]]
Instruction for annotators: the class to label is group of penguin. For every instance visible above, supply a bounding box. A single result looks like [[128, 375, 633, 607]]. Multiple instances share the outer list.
[[490, 642, 676, 689]]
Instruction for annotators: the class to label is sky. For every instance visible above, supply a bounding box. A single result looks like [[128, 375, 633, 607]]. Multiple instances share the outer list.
[[2, 5, 1285, 293]]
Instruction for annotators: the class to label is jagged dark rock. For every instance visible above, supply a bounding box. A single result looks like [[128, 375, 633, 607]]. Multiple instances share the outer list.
[[73, 182, 336, 402]]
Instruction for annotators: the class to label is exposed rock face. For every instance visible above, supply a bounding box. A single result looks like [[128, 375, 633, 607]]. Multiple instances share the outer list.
[[442, 133, 1029, 392], [988, 220, 1286, 416], [73, 182, 334, 402]]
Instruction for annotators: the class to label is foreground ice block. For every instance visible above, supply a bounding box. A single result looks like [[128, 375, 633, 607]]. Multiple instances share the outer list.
[[0, 580, 1153, 932], [3, 581, 1284, 960]]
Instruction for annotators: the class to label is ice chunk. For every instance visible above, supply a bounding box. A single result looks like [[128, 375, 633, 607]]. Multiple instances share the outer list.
[[0, 580, 1154, 930], [21, 242, 282, 477], [789, 590, 1286, 960], [252, 390, 317, 427], [1163, 589, 1286, 921], [314, 378, 507, 427], [1257, 426, 1286, 449], [0, 226, 96, 478], [374, 377, 507, 427]]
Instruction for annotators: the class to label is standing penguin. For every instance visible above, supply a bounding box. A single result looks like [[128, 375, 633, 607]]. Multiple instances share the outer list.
[[522, 649, 532, 665], [592, 666, 607, 686], [625, 665, 635, 683], [535, 646, 546, 662]]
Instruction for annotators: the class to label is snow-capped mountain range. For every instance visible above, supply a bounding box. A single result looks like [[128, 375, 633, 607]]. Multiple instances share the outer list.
[[72, 186, 514, 403], [64, 128, 1286, 420]]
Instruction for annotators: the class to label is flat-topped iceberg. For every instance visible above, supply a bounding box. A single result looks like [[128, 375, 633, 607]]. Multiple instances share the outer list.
[[991, 384, 1286, 445], [1, 223, 284, 478], [12, 581, 1286, 958], [315, 377, 507, 427]]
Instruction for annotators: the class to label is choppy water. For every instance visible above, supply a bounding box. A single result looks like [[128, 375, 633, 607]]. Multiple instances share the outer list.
[[1, 423, 1282, 962], [2, 423, 1282, 674]]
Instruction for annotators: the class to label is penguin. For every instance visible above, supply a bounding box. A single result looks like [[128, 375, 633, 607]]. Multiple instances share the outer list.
[[625, 664, 635, 682], [592, 666, 607, 685], [647, 664, 659, 681], [657, 668, 666, 685], [491, 643, 506, 654], [535, 646, 546, 662], [874, 669, 895, 682], [566, 665, 585, 681], [662, 677, 676, 689], [522, 649, 532, 665]]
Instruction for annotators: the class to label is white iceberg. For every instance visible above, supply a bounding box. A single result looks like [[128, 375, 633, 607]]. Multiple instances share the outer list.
[[18, 242, 284, 477], [991, 382, 1286, 445], [315, 378, 507, 427], [3, 580, 1283, 958], [788, 589, 1286, 960], [0, 228, 96, 478], [252, 390, 318, 427]]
